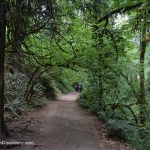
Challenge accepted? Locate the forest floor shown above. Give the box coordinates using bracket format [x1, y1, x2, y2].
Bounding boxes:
[4, 92, 131, 150]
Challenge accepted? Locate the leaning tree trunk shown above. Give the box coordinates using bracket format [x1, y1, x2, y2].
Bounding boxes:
[0, 0, 8, 138]
[139, 11, 148, 124]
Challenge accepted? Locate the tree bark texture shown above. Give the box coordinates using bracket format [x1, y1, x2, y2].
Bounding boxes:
[0, 0, 8, 138]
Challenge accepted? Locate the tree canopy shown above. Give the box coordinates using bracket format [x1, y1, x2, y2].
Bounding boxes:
[0, 0, 150, 149]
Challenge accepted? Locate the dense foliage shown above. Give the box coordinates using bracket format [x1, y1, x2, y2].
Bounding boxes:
[0, 0, 150, 149]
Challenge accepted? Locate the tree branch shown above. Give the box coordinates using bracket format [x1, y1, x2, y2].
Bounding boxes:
[98, 2, 143, 23]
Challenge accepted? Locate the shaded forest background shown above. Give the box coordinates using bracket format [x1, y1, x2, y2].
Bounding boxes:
[0, 0, 150, 149]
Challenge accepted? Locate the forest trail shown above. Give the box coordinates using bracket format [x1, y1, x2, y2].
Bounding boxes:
[7, 93, 129, 150]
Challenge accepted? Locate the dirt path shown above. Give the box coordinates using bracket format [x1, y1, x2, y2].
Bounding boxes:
[7, 92, 130, 150]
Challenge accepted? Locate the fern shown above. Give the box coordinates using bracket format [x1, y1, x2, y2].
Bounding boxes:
[33, 83, 46, 96]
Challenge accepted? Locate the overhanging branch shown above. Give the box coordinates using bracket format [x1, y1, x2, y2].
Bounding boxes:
[98, 2, 143, 23]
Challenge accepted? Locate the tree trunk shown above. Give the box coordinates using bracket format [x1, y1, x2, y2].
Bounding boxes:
[0, 0, 8, 138]
[24, 66, 40, 99]
[139, 11, 147, 124]
[11, 0, 23, 71]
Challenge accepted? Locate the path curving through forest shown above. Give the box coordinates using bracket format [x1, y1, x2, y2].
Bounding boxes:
[7, 92, 130, 150]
